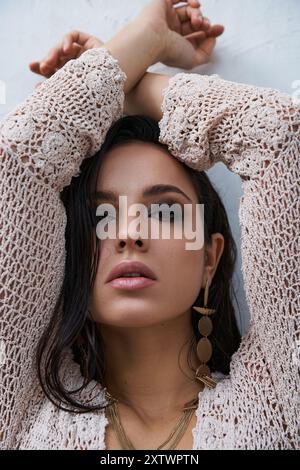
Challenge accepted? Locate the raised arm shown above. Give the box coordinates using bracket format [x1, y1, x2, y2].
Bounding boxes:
[125, 71, 300, 446]
[0, 0, 224, 449]
[0, 45, 129, 448]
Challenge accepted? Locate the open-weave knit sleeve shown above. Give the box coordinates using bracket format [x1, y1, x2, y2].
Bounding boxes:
[159, 73, 300, 448]
[0, 47, 126, 449]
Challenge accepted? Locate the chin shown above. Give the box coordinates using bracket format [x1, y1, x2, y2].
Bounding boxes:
[99, 317, 161, 329]
[95, 308, 166, 329]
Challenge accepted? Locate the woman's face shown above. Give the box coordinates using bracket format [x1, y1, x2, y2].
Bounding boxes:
[89, 141, 221, 328]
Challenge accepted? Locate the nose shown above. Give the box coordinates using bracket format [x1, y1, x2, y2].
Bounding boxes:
[115, 222, 149, 253]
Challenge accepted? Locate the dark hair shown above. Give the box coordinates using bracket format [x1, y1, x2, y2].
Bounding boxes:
[36, 115, 241, 412]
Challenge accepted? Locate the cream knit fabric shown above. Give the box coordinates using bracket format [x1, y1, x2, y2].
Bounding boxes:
[0, 47, 299, 450]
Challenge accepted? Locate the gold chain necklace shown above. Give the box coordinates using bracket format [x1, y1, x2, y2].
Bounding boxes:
[104, 389, 199, 450]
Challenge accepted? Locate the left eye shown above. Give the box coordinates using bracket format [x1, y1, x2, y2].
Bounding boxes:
[148, 204, 180, 222]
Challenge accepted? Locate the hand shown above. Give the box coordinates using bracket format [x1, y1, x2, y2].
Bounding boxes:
[29, 31, 104, 79]
[29, 1, 223, 81]
[137, 0, 224, 70]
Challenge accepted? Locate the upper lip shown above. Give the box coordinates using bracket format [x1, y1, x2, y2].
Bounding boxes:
[106, 260, 157, 283]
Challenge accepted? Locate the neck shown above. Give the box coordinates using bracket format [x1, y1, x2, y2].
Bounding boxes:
[99, 309, 202, 422]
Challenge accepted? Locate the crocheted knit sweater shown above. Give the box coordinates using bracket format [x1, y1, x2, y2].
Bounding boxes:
[0, 47, 299, 450]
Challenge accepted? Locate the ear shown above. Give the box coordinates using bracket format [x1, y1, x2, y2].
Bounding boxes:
[203, 233, 224, 285]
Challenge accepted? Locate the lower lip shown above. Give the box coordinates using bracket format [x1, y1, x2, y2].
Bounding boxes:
[107, 277, 157, 290]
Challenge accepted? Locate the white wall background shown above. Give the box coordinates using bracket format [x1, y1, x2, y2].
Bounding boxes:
[0, 0, 299, 334]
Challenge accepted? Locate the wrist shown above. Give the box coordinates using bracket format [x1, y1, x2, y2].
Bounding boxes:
[131, 19, 164, 65]
[104, 20, 163, 94]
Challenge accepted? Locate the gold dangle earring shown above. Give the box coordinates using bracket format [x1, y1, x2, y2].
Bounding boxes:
[192, 279, 217, 389]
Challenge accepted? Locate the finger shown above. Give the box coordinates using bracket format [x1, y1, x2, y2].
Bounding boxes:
[34, 41, 85, 77]
[188, 0, 201, 6]
[29, 61, 53, 78]
[180, 12, 210, 36]
[181, 19, 205, 36]
[201, 16, 212, 31]
[190, 7, 209, 29]
[35, 67, 55, 79]
[29, 61, 42, 75]
[70, 42, 84, 58]
[206, 24, 225, 38]
[40, 41, 78, 74]
[185, 22, 224, 40]
[41, 64, 56, 77]
[39, 44, 63, 75]
[41, 46, 61, 69]
[40, 61, 56, 76]
[176, 2, 214, 33]
[62, 30, 91, 53]
[195, 36, 217, 64]
[176, 4, 203, 23]
[184, 30, 207, 41]
[180, 6, 211, 34]
[58, 44, 82, 67]
[181, 20, 194, 37]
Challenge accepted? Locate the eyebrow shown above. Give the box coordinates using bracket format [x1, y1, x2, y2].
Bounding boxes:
[93, 184, 193, 203]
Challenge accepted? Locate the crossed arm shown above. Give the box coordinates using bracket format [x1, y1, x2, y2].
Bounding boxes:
[29, 1, 223, 103]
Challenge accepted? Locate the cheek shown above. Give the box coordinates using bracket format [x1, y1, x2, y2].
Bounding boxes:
[90, 239, 117, 299]
[158, 238, 204, 310]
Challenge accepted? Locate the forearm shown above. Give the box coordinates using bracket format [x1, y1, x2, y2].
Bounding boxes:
[0, 47, 128, 446]
[124, 72, 170, 120]
[104, 22, 163, 95]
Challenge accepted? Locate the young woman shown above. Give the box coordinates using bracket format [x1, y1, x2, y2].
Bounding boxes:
[0, 0, 298, 450]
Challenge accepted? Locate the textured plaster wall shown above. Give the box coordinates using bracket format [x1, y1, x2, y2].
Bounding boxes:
[0, 0, 299, 334]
